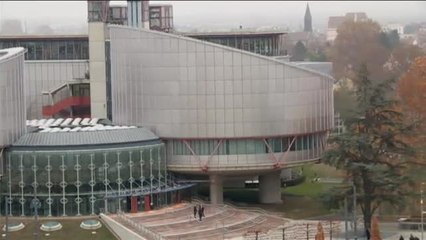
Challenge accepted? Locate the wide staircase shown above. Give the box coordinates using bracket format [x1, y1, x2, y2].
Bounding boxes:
[111, 201, 342, 240]
[112, 202, 288, 240]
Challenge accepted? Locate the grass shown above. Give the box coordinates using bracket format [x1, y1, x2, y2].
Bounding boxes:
[0, 217, 117, 240]
[282, 181, 340, 198]
[196, 163, 346, 219]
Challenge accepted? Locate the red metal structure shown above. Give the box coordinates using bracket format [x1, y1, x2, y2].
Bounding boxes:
[42, 96, 90, 118]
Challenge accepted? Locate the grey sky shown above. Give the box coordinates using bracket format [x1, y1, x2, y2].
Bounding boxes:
[1, 1, 425, 32]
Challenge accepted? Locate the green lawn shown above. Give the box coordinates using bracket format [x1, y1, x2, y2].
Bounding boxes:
[282, 181, 340, 198]
[0, 217, 117, 240]
[195, 164, 346, 219]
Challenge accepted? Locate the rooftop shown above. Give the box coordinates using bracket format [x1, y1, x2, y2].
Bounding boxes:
[0, 34, 88, 40]
[182, 31, 287, 38]
[0, 47, 26, 63]
[11, 118, 161, 150]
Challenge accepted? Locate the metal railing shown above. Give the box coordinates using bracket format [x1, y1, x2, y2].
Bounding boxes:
[117, 211, 165, 240]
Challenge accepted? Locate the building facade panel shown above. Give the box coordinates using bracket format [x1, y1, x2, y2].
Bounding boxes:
[110, 26, 334, 139]
[0, 47, 26, 147]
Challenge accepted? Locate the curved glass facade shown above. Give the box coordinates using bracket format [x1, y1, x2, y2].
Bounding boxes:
[1, 143, 186, 217]
[169, 134, 323, 155]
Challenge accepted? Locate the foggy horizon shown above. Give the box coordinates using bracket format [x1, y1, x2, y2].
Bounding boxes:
[0, 1, 425, 34]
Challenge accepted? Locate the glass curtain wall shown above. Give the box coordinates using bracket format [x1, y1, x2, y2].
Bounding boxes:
[1, 144, 170, 217]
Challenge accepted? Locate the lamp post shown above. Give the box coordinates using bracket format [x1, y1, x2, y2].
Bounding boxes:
[421, 182, 424, 240]
[352, 181, 357, 240]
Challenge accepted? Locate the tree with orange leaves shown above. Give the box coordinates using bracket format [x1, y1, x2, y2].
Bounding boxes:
[315, 222, 325, 240]
[371, 216, 382, 240]
[398, 56, 426, 166]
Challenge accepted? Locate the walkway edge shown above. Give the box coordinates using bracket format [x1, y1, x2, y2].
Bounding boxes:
[100, 214, 146, 240]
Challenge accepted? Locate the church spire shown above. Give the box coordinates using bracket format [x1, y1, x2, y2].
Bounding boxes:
[304, 2, 312, 32]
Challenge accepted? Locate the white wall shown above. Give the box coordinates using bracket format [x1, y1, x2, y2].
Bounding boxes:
[0, 48, 26, 146]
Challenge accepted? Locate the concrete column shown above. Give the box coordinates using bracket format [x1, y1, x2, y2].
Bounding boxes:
[89, 22, 107, 119]
[259, 171, 282, 204]
[280, 168, 292, 180]
[209, 175, 223, 204]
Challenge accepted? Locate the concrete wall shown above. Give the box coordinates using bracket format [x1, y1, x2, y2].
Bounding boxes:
[100, 214, 145, 240]
[24, 60, 88, 119]
[0, 47, 26, 146]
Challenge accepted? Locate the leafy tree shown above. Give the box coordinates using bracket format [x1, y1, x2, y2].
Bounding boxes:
[329, 20, 390, 83]
[371, 216, 382, 240]
[307, 50, 328, 62]
[379, 30, 400, 50]
[397, 56, 426, 166]
[334, 78, 356, 122]
[291, 40, 307, 61]
[403, 23, 421, 35]
[323, 64, 415, 230]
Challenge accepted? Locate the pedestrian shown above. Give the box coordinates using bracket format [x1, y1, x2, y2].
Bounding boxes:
[399, 235, 404, 240]
[201, 205, 205, 218]
[198, 205, 203, 221]
[409, 234, 415, 240]
[365, 228, 370, 240]
[193, 205, 197, 218]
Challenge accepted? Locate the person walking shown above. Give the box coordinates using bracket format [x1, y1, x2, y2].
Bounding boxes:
[365, 228, 371, 240]
[193, 205, 197, 218]
[198, 205, 203, 221]
[201, 205, 205, 218]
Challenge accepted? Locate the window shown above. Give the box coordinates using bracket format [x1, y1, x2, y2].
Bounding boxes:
[66, 41, 74, 59]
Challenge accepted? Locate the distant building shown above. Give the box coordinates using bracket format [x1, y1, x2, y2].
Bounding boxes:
[108, 4, 128, 25]
[383, 23, 404, 35]
[149, 4, 174, 32]
[327, 12, 368, 42]
[183, 31, 287, 56]
[127, 0, 150, 28]
[417, 24, 426, 50]
[304, 3, 312, 32]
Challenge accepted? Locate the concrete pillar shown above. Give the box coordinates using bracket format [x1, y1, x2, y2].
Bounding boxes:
[259, 171, 282, 204]
[280, 168, 292, 180]
[89, 22, 107, 119]
[209, 175, 223, 204]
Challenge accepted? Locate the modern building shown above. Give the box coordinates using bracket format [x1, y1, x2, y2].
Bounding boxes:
[2, 118, 191, 216]
[109, 25, 334, 204]
[0, 0, 335, 214]
[326, 12, 368, 42]
[183, 31, 287, 56]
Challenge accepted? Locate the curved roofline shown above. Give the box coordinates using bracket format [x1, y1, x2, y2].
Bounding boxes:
[25, 60, 89, 64]
[8, 139, 163, 152]
[0, 47, 26, 64]
[108, 25, 335, 83]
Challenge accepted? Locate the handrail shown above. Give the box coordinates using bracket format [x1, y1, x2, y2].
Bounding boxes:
[117, 211, 165, 240]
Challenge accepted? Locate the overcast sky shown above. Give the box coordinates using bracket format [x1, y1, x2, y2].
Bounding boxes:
[1, 1, 425, 32]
